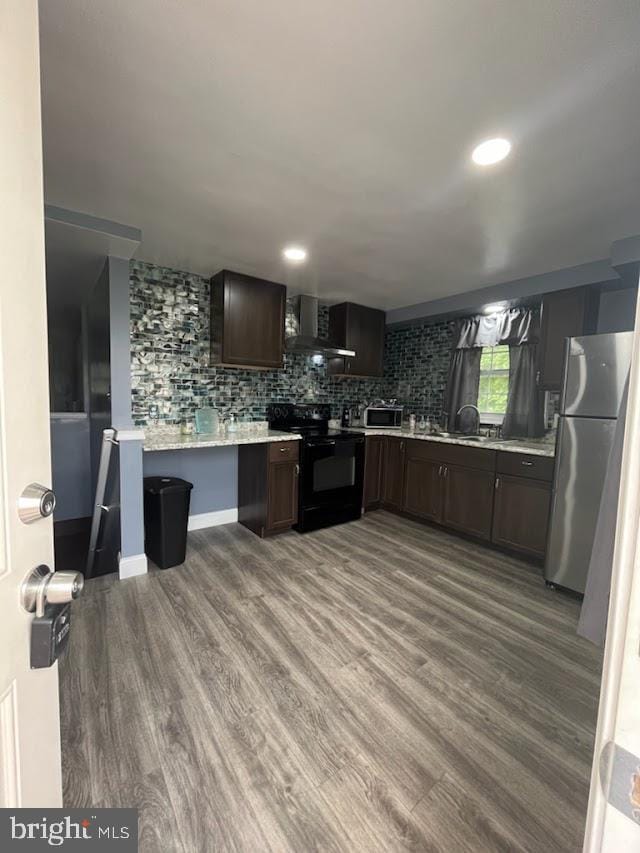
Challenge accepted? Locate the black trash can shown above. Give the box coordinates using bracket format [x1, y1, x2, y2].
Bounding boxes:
[143, 477, 193, 569]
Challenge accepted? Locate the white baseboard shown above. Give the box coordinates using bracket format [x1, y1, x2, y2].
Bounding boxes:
[188, 508, 238, 531]
[119, 552, 148, 579]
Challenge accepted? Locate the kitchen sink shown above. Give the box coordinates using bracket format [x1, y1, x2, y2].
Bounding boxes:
[429, 432, 495, 443]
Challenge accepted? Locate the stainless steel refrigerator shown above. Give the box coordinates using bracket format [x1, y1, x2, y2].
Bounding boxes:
[545, 331, 633, 593]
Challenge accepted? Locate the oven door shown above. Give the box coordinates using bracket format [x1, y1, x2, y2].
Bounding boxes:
[300, 436, 365, 510]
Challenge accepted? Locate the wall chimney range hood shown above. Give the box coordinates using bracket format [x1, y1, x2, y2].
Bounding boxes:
[285, 295, 355, 357]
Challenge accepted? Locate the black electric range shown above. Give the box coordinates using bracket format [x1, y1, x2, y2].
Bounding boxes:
[267, 404, 365, 532]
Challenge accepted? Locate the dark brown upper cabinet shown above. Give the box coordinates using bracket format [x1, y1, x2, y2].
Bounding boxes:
[538, 285, 598, 391]
[210, 270, 286, 369]
[327, 302, 385, 377]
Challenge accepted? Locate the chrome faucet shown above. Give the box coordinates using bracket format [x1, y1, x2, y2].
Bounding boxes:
[456, 404, 480, 435]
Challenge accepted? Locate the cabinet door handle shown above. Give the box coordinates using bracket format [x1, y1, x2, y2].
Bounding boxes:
[443, 466, 448, 478]
[438, 465, 443, 477]
[279, 446, 288, 452]
[521, 460, 533, 467]
[295, 464, 300, 476]
[535, 370, 541, 386]
[400, 441, 404, 451]
[495, 477, 501, 489]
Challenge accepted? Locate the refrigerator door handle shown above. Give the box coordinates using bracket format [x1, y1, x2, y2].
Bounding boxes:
[559, 336, 571, 414]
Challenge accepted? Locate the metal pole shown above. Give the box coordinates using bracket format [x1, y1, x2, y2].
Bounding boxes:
[85, 428, 118, 578]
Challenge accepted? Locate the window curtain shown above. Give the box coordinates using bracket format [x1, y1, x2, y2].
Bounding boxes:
[446, 306, 544, 437]
[454, 307, 540, 349]
[446, 348, 482, 432]
[501, 343, 545, 438]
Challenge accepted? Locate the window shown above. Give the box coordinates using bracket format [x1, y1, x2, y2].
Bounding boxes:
[478, 345, 510, 423]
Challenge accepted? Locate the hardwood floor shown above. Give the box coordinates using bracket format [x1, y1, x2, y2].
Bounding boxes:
[59, 511, 602, 852]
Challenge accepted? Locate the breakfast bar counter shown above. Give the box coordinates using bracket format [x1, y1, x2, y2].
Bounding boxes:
[143, 428, 302, 452]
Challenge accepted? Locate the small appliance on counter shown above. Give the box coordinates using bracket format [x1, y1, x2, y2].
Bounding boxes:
[267, 403, 365, 533]
[363, 401, 404, 429]
[349, 403, 365, 427]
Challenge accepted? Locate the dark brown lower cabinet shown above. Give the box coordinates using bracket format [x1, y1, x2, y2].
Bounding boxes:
[363, 436, 384, 509]
[403, 455, 443, 522]
[238, 441, 299, 537]
[492, 474, 551, 558]
[382, 437, 406, 509]
[374, 437, 554, 559]
[441, 464, 495, 541]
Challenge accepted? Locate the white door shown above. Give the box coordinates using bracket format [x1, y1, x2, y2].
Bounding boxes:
[0, 0, 63, 806]
[583, 273, 640, 851]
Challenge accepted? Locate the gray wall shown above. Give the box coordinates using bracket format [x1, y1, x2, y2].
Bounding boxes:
[119, 439, 145, 557]
[597, 286, 638, 333]
[385, 258, 617, 325]
[108, 256, 134, 429]
[107, 256, 145, 560]
[82, 256, 145, 562]
[142, 446, 237, 515]
[50, 415, 92, 520]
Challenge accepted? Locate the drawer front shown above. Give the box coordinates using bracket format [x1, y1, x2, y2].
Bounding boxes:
[496, 451, 554, 482]
[405, 438, 496, 472]
[268, 441, 300, 463]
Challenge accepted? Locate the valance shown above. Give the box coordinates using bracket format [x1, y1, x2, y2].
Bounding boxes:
[453, 307, 540, 349]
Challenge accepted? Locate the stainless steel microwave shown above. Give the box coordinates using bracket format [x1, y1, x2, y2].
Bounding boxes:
[363, 406, 403, 428]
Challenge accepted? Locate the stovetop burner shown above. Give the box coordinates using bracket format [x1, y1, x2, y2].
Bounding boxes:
[277, 425, 363, 440]
[267, 403, 363, 442]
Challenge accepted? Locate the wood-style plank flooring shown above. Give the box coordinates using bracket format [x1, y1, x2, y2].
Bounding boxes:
[60, 511, 602, 852]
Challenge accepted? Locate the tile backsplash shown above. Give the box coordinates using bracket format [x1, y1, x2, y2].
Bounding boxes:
[130, 260, 454, 426]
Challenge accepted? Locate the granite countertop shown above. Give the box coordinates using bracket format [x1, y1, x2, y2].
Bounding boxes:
[144, 428, 301, 452]
[351, 428, 556, 458]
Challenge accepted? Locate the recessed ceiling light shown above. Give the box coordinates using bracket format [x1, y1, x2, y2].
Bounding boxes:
[472, 138, 511, 166]
[283, 246, 307, 262]
[483, 302, 506, 314]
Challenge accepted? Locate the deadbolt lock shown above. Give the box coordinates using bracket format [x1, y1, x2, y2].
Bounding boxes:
[18, 483, 56, 524]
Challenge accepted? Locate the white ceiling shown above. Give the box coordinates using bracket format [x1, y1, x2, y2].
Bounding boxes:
[38, 0, 640, 310]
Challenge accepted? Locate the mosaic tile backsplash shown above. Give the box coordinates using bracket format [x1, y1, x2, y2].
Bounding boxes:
[130, 260, 455, 427]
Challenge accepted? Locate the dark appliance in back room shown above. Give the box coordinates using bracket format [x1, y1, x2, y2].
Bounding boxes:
[267, 403, 365, 532]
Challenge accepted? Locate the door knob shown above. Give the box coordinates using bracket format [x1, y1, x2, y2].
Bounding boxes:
[18, 483, 56, 523]
[21, 565, 84, 618]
